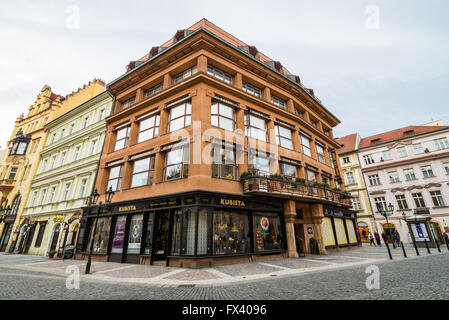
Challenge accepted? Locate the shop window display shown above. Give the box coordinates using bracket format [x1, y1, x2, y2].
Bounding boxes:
[170, 208, 196, 255]
[111, 216, 126, 253]
[253, 213, 283, 252]
[213, 210, 249, 254]
[127, 214, 143, 254]
[86, 217, 112, 254]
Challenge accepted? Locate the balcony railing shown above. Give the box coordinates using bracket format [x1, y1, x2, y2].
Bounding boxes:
[240, 172, 352, 207]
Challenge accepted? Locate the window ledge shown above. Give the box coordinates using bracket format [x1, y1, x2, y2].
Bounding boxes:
[423, 176, 436, 179]
[432, 206, 449, 209]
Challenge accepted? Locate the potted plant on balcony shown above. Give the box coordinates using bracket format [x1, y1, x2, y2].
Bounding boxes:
[268, 174, 282, 192]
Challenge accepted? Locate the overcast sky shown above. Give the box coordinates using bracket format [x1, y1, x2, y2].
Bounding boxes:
[1, 0, 448, 147]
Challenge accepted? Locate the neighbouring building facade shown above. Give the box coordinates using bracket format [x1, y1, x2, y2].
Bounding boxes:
[75, 19, 356, 268]
[0, 80, 105, 254]
[21, 91, 113, 257]
[358, 125, 449, 245]
[337, 133, 375, 242]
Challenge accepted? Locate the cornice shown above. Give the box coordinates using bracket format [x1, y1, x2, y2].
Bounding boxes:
[107, 29, 340, 126]
[361, 150, 449, 173]
[107, 72, 340, 148]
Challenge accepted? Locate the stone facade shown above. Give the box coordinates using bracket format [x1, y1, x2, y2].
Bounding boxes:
[358, 125, 449, 244]
[20, 91, 113, 257]
[75, 19, 357, 268]
[336, 133, 376, 241]
[0, 80, 105, 253]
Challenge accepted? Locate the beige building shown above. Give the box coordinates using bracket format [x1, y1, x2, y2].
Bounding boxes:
[337, 133, 376, 242]
[0, 80, 105, 253]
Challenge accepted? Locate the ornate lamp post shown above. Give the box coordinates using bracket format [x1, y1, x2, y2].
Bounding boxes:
[378, 202, 396, 248]
[85, 187, 114, 274]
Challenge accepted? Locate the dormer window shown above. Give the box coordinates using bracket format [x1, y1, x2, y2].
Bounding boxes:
[370, 138, 381, 144]
[9, 130, 30, 156]
[403, 130, 415, 137]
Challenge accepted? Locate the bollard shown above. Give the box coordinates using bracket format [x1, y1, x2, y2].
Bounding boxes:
[401, 241, 407, 258]
[413, 240, 420, 256]
[384, 240, 393, 260]
[424, 239, 431, 254]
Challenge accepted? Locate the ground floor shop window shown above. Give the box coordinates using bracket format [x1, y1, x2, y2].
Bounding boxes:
[87, 217, 112, 254]
[111, 216, 126, 254]
[127, 214, 143, 254]
[170, 208, 196, 255]
[253, 212, 283, 252]
[213, 210, 249, 255]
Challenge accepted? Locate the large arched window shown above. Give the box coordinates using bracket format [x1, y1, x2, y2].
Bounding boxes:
[10, 194, 22, 215]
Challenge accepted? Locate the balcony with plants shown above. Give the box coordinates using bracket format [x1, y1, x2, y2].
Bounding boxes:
[240, 170, 352, 207]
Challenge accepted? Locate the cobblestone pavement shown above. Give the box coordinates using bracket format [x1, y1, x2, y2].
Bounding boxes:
[1, 245, 449, 299]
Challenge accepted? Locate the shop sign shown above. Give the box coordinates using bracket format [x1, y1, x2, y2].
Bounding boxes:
[53, 216, 64, 222]
[307, 227, 313, 234]
[119, 205, 137, 212]
[220, 198, 245, 207]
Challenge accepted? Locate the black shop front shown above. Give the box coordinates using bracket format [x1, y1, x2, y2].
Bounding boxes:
[75, 191, 287, 268]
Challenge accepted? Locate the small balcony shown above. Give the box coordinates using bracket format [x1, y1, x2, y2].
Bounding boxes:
[0, 179, 16, 192]
[240, 171, 352, 207]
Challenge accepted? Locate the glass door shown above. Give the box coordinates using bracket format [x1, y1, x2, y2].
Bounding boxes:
[152, 211, 169, 261]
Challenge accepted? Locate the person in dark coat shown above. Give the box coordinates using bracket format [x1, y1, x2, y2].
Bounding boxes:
[443, 232, 449, 245]
[374, 231, 381, 246]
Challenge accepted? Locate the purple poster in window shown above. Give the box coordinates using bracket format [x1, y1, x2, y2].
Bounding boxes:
[112, 218, 126, 250]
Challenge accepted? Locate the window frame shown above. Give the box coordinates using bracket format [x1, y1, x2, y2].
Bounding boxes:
[107, 165, 123, 192]
[114, 126, 131, 151]
[275, 124, 294, 150]
[163, 143, 190, 182]
[412, 193, 426, 208]
[167, 101, 192, 133]
[131, 155, 156, 188]
[242, 81, 262, 98]
[211, 100, 236, 132]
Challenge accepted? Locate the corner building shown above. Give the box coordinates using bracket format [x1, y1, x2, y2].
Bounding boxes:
[76, 19, 356, 268]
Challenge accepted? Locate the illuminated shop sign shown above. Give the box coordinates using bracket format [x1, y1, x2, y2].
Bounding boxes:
[118, 205, 137, 212]
[220, 199, 246, 207]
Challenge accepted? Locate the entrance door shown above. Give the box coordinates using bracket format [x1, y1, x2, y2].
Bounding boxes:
[358, 226, 370, 242]
[430, 222, 443, 245]
[0, 224, 13, 252]
[382, 223, 396, 243]
[24, 225, 36, 254]
[49, 225, 61, 253]
[152, 210, 170, 262]
[294, 224, 304, 256]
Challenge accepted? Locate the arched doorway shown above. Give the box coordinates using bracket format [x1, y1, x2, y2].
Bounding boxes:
[357, 222, 370, 242]
[66, 220, 80, 247]
[382, 223, 396, 243]
[48, 223, 62, 256]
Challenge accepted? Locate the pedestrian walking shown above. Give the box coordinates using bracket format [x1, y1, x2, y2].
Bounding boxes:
[368, 232, 376, 246]
[444, 232, 449, 245]
[374, 231, 381, 246]
[381, 232, 387, 244]
[395, 231, 401, 247]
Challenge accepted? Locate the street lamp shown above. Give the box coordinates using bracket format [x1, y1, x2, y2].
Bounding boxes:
[85, 187, 115, 274]
[378, 202, 396, 248]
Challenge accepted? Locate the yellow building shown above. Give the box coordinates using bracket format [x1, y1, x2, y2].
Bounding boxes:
[0, 80, 105, 253]
[336, 133, 376, 242]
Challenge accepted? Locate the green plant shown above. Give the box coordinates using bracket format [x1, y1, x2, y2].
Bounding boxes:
[295, 177, 306, 183]
[48, 250, 57, 258]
